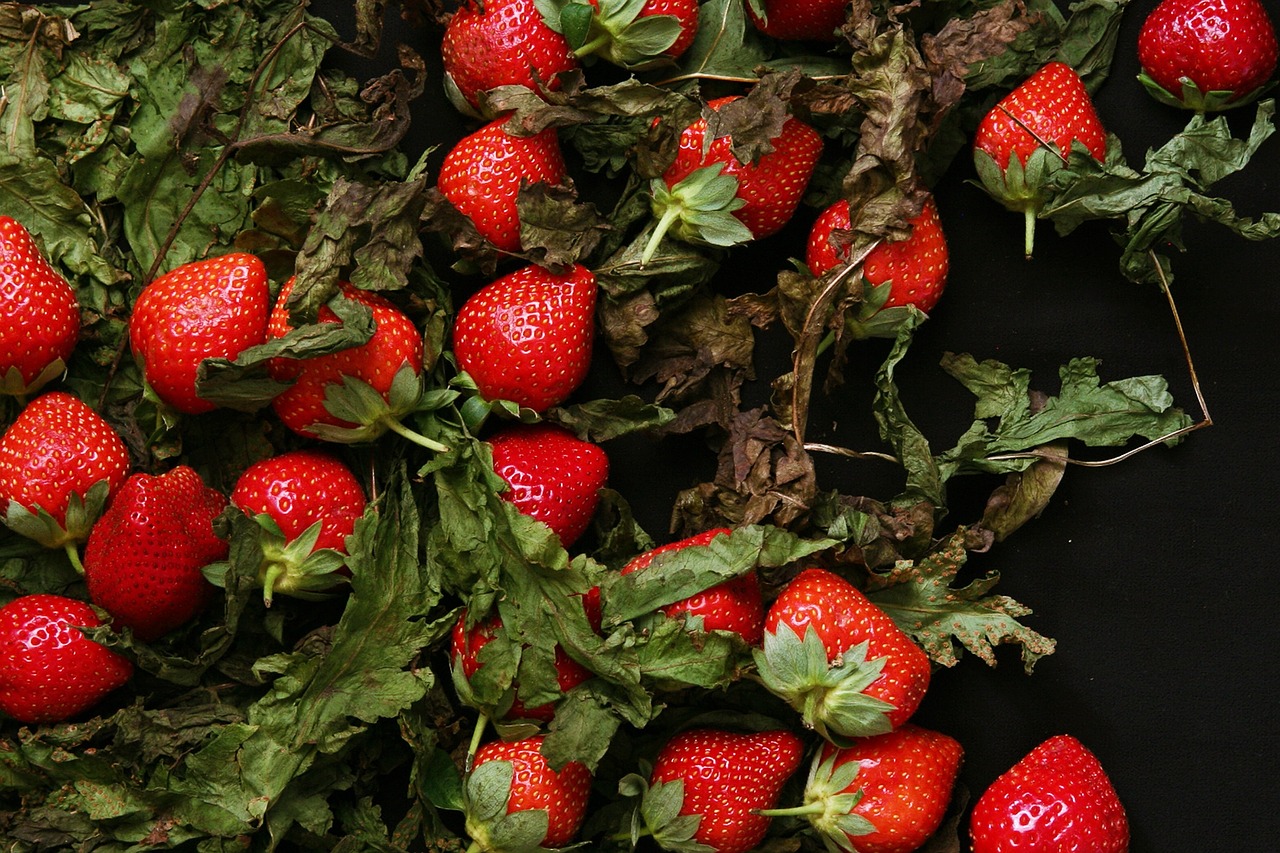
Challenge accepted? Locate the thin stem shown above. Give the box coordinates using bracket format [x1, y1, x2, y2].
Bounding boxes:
[573, 33, 611, 58]
[383, 416, 451, 453]
[64, 542, 85, 575]
[755, 801, 828, 818]
[465, 713, 490, 773]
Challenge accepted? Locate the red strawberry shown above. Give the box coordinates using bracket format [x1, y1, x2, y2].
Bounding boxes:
[441, 0, 580, 116]
[0, 391, 130, 551]
[972, 62, 1108, 258]
[1138, 0, 1278, 111]
[465, 735, 593, 849]
[486, 422, 608, 548]
[437, 119, 568, 254]
[806, 195, 950, 323]
[754, 567, 931, 743]
[0, 217, 81, 398]
[0, 593, 133, 724]
[746, 0, 848, 41]
[546, 0, 701, 68]
[129, 252, 270, 415]
[452, 262, 597, 414]
[229, 449, 367, 605]
[82, 466, 228, 642]
[643, 727, 805, 853]
[969, 734, 1129, 853]
[642, 95, 824, 265]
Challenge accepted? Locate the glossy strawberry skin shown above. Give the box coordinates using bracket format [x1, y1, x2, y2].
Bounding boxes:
[806, 196, 950, 315]
[746, 0, 848, 41]
[230, 449, 366, 554]
[486, 422, 608, 548]
[82, 466, 229, 642]
[470, 735, 593, 847]
[437, 120, 567, 254]
[0, 593, 133, 724]
[973, 62, 1107, 172]
[0, 216, 81, 397]
[129, 253, 270, 415]
[452, 263, 597, 413]
[969, 734, 1129, 853]
[649, 727, 806, 853]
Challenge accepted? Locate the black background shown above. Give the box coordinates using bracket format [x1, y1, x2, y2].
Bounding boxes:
[323, 1, 1279, 850]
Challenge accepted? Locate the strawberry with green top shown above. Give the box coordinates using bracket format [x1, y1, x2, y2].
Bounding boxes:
[535, 0, 700, 69]
[746, 0, 848, 42]
[0, 216, 80, 399]
[464, 734, 593, 851]
[972, 61, 1108, 258]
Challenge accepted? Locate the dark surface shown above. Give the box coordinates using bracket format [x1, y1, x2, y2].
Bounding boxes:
[328, 2, 1280, 850]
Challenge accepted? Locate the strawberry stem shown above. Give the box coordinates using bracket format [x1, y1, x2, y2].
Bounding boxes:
[754, 801, 828, 818]
[1024, 206, 1037, 259]
[640, 204, 684, 268]
[465, 713, 490, 773]
[261, 562, 286, 608]
[573, 33, 610, 58]
[65, 542, 85, 575]
[382, 416, 450, 453]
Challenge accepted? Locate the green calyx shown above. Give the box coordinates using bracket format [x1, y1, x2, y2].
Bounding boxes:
[0, 359, 68, 400]
[640, 165, 754, 267]
[621, 775, 714, 853]
[308, 362, 449, 452]
[462, 758, 553, 853]
[1137, 71, 1277, 114]
[756, 748, 876, 849]
[535, 0, 683, 69]
[3, 479, 113, 552]
[204, 514, 349, 607]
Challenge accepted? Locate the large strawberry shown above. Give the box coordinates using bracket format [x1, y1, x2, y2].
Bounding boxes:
[754, 567, 931, 743]
[437, 119, 568, 254]
[129, 252, 270, 415]
[746, 0, 849, 41]
[0, 216, 81, 399]
[536, 0, 700, 69]
[1137, 0, 1278, 111]
[441, 0, 580, 116]
[465, 735, 593, 850]
[641, 95, 824, 265]
[486, 422, 609, 548]
[229, 449, 367, 605]
[0, 593, 133, 724]
[0, 391, 130, 553]
[640, 727, 805, 853]
[453, 262, 597, 414]
[969, 734, 1129, 853]
[972, 61, 1108, 258]
[82, 466, 228, 642]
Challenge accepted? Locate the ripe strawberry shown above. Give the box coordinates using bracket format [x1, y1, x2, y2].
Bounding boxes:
[643, 727, 805, 853]
[754, 567, 931, 743]
[486, 422, 608, 548]
[465, 735, 593, 849]
[442, 0, 580, 116]
[229, 449, 367, 605]
[746, 0, 849, 41]
[129, 252, 270, 415]
[541, 0, 701, 69]
[969, 734, 1129, 853]
[437, 119, 568, 254]
[1138, 0, 1279, 111]
[0, 593, 133, 724]
[972, 62, 1108, 258]
[0, 217, 81, 398]
[0, 391, 130, 551]
[453, 262, 596, 414]
[82, 466, 228, 642]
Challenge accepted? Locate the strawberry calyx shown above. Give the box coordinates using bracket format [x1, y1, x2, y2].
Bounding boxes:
[971, 144, 1063, 260]
[204, 514, 349, 607]
[0, 359, 69, 400]
[641, 165, 754, 267]
[3, 479, 114, 552]
[754, 748, 876, 844]
[536, 0, 684, 69]
[618, 773, 715, 853]
[306, 362, 449, 451]
[1136, 70, 1276, 113]
[462, 758, 554, 853]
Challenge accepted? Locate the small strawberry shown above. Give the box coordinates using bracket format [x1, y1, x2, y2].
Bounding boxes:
[640, 727, 805, 853]
[537, 0, 700, 69]
[82, 466, 228, 642]
[969, 734, 1129, 853]
[0, 593, 133, 724]
[1138, 0, 1278, 111]
[0, 391, 130, 553]
[746, 0, 849, 41]
[465, 734, 593, 850]
[486, 422, 609, 548]
[437, 119, 568, 254]
[0, 216, 80, 398]
[453, 262, 597, 414]
[129, 252, 270, 415]
[442, 0, 580, 116]
[642, 94, 823, 265]
[972, 61, 1108, 258]
[229, 449, 367, 605]
[754, 567, 931, 744]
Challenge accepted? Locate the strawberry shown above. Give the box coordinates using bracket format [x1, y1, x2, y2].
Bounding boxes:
[969, 734, 1129, 853]
[465, 734, 593, 850]
[972, 61, 1108, 258]
[437, 119, 568, 255]
[0, 216, 81, 399]
[229, 449, 367, 605]
[129, 252, 270, 415]
[0, 593, 133, 724]
[452, 262, 597, 414]
[0, 391, 130, 552]
[82, 465, 228, 642]
[442, 0, 580, 116]
[642, 727, 805, 853]
[486, 422, 609, 548]
[537, 0, 701, 69]
[746, 0, 849, 41]
[1137, 0, 1279, 111]
[754, 567, 931, 743]
[642, 95, 824, 265]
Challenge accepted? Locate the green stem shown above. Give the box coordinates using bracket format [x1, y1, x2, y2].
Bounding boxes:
[64, 542, 85, 575]
[261, 561, 286, 608]
[573, 32, 611, 58]
[609, 826, 654, 842]
[383, 416, 450, 453]
[815, 330, 836, 360]
[640, 203, 684, 268]
[755, 801, 828, 818]
[1023, 205, 1037, 260]
[465, 713, 490, 773]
